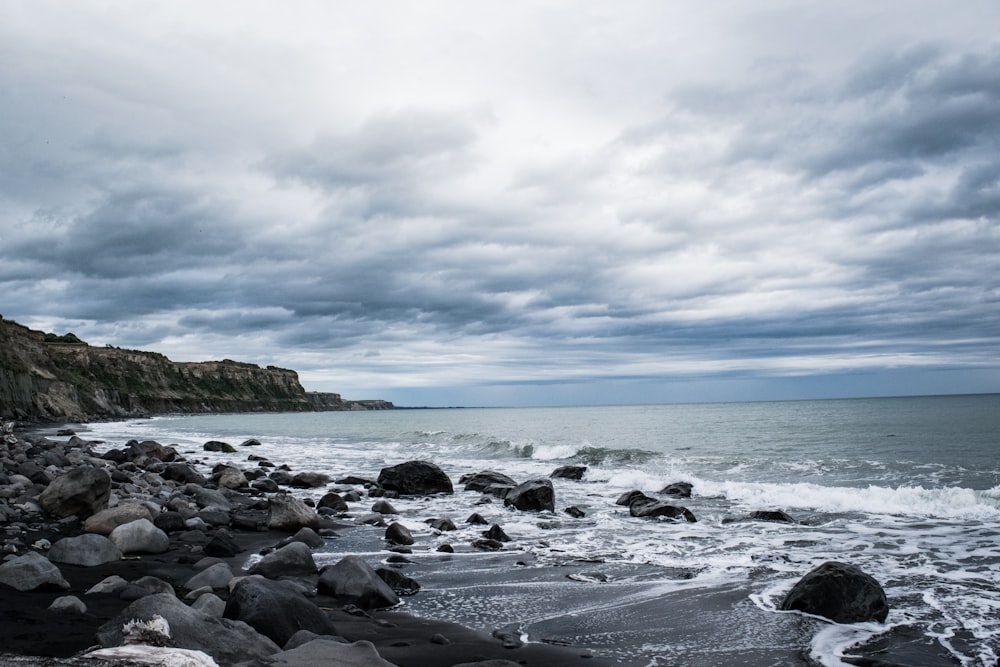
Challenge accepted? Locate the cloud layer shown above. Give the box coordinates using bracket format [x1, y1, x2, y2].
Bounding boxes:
[2, 1, 998, 405]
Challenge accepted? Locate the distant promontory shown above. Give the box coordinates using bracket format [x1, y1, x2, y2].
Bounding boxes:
[0, 315, 392, 421]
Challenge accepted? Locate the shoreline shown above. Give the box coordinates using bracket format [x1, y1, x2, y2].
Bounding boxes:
[0, 421, 611, 666]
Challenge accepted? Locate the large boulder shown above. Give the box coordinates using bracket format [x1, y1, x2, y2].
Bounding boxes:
[183, 562, 234, 591]
[217, 467, 249, 490]
[247, 541, 318, 578]
[550, 465, 587, 480]
[0, 551, 70, 591]
[660, 481, 693, 498]
[109, 518, 170, 554]
[268, 493, 320, 532]
[318, 555, 400, 610]
[49, 533, 122, 566]
[504, 479, 555, 512]
[377, 460, 453, 496]
[224, 576, 336, 647]
[628, 498, 697, 522]
[97, 593, 280, 665]
[84, 503, 154, 535]
[163, 463, 208, 485]
[460, 470, 517, 493]
[780, 561, 889, 623]
[38, 466, 111, 518]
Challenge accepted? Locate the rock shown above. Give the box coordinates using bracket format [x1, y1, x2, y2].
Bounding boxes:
[0, 551, 70, 591]
[426, 517, 456, 531]
[252, 478, 281, 493]
[466, 513, 489, 525]
[97, 593, 280, 664]
[128, 439, 178, 462]
[371, 499, 399, 515]
[84, 503, 154, 535]
[317, 492, 349, 512]
[48, 595, 87, 614]
[131, 575, 176, 597]
[48, 533, 122, 566]
[780, 561, 889, 623]
[564, 506, 586, 518]
[472, 539, 505, 551]
[248, 541, 318, 578]
[504, 479, 555, 512]
[218, 467, 248, 490]
[385, 522, 415, 546]
[204, 440, 237, 453]
[437, 544, 454, 553]
[86, 575, 128, 595]
[749, 509, 796, 523]
[484, 524, 511, 542]
[279, 527, 325, 549]
[550, 465, 587, 480]
[188, 486, 234, 512]
[192, 592, 227, 618]
[240, 439, 262, 447]
[264, 638, 397, 667]
[377, 460, 453, 496]
[628, 498, 697, 522]
[163, 463, 209, 485]
[460, 470, 517, 493]
[318, 555, 400, 610]
[492, 627, 524, 649]
[616, 489, 652, 506]
[660, 481, 693, 498]
[154, 511, 189, 533]
[110, 518, 170, 554]
[184, 562, 234, 590]
[205, 532, 242, 558]
[268, 493, 320, 531]
[376, 568, 421, 596]
[38, 466, 111, 518]
[224, 576, 336, 647]
[289, 472, 330, 488]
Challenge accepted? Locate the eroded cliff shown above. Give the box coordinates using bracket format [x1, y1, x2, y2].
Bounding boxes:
[0, 316, 392, 420]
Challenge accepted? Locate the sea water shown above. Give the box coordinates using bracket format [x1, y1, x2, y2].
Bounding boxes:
[82, 394, 1000, 666]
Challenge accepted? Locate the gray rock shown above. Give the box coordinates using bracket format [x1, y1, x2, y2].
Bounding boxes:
[0, 551, 70, 591]
[384, 522, 414, 546]
[504, 479, 555, 512]
[188, 486, 233, 512]
[371, 500, 399, 515]
[460, 470, 517, 493]
[248, 541, 318, 578]
[163, 463, 208, 485]
[184, 562, 235, 590]
[191, 592, 227, 618]
[780, 561, 889, 623]
[268, 493, 319, 532]
[109, 518, 170, 554]
[264, 638, 397, 667]
[317, 492, 348, 512]
[48, 533, 122, 566]
[377, 460, 453, 496]
[38, 466, 111, 518]
[204, 440, 237, 453]
[97, 593, 280, 664]
[660, 481, 693, 498]
[224, 576, 336, 647]
[289, 472, 330, 488]
[749, 509, 796, 523]
[318, 556, 400, 610]
[83, 503, 154, 535]
[130, 575, 176, 597]
[218, 467, 248, 490]
[85, 574, 128, 595]
[628, 498, 697, 522]
[278, 527, 325, 549]
[550, 465, 587, 480]
[48, 595, 87, 614]
[375, 568, 420, 596]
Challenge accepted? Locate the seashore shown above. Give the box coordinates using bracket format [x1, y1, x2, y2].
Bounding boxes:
[0, 422, 611, 667]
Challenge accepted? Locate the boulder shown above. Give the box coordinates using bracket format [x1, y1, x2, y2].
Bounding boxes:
[376, 568, 421, 596]
[460, 470, 517, 493]
[289, 472, 330, 488]
[184, 562, 235, 591]
[83, 645, 219, 666]
[154, 511, 189, 533]
[278, 527, 325, 549]
[187, 486, 234, 512]
[48, 595, 87, 614]
[550, 465, 587, 480]
[110, 518, 170, 554]
[48, 533, 122, 566]
[318, 556, 400, 610]
[385, 522, 415, 546]
[240, 439, 262, 447]
[484, 524, 511, 542]
[504, 479, 555, 512]
[268, 494, 320, 531]
[426, 517, 456, 532]
[204, 440, 237, 453]
[616, 489, 653, 507]
[660, 482, 693, 498]
[264, 639, 397, 667]
[84, 503, 154, 535]
[127, 440, 177, 462]
[628, 498, 697, 522]
[565, 506, 586, 518]
[371, 499, 399, 515]
[38, 466, 111, 518]
[749, 509, 796, 523]
[218, 467, 249, 490]
[224, 576, 336, 647]
[163, 463, 208, 485]
[0, 551, 70, 591]
[248, 541, 318, 578]
[97, 592, 280, 664]
[780, 561, 889, 623]
[205, 532, 242, 558]
[377, 460, 453, 496]
[317, 492, 349, 512]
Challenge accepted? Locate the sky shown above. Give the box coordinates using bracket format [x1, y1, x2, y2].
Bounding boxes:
[1, 1, 999, 407]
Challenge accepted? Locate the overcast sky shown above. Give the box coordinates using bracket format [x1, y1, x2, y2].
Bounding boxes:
[2, 2, 999, 406]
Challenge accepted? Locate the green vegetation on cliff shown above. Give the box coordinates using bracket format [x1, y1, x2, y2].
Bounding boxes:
[0, 315, 393, 420]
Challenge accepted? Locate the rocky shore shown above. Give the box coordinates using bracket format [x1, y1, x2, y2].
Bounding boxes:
[0, 421, 613, 667]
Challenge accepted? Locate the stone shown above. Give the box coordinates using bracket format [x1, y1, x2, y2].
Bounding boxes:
[376, 567, 421, 596]
[252, 478, 281, 493]
[224, 576, 336, 647]
[749, 509, 796, 523]
[0, 551, 70, 591]
[317, 492, 349, 512]
[377, 460, 453, 496]
[38, 466, 111, 518]
[218, 467, 248, 490]
[385, 522, 414, 546]
[289, 472, 330, 488]
[780, 561, 889, 623]
[371, 499, 399, 515]
[318, 556, 400, 610]
[484, 524, 511, 542]
[616, 489, 652, 506]
[192, 592, 227, 618]
[84, 503, 154, 535]
[466, 513, 489, 525]
[660, 481, 693, 498]
[564, 506, 586, 518]
[154, 511, 189, 533]
[131, 575, 176, 597]
[550, 465, 587, 480]
[460, 470, 517, 493]
[240, 439, 262, 447]
[203, 440, 237, 453]
[268, 493, 320, 531]
[472, 539, 505, 551]
[248, 541, 318, 578]
[128, 440, 177, 462]
[163, 463, 208, 485]
[504, 479, 555, 512]
[48, 533, 122, 566]
[264, 639, 397, 667]
[83, 645, 221, 666]
[97, 593, 280, 665]
[205, 532, 242, 558]
[110, 518, 170, 554]
[184, 562, 235, 590]
[48, 595, 87, 614]
[188, 486, 233, 512]
[426, 517, 456, 531]
[279, 527, 326, 549]
[628, 499, 697, 522]
[86, 575, 128, 595]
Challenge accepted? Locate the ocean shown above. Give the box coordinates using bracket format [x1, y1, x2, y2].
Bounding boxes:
[81, 394, 1000, 666]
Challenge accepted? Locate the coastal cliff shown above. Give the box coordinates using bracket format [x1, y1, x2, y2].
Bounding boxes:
[0, 315, 392, 420]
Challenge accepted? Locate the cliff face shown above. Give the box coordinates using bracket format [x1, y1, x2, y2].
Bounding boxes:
[0, 316, 392, 420]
